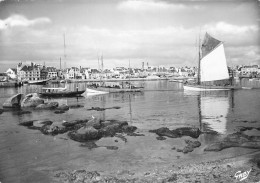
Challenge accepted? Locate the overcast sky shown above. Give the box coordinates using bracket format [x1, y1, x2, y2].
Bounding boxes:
[0, 0, 259, 72]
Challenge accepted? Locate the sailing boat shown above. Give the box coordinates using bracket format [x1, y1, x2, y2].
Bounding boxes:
[183, 33, 235, 91]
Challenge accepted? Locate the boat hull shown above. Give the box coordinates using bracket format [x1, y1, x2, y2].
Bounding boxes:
[169, 79, 184, 83]
[39, 90, 85, 97]
[28, 79, 50, 85]
[183, 85, 233, 91]
[87, 87, 142, 93]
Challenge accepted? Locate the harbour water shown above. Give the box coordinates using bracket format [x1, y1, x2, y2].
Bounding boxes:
[0, 80, 260, 182]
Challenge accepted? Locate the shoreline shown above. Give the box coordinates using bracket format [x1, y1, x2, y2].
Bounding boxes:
[52, 149, 260, 183]
[52, 77, 169, 83]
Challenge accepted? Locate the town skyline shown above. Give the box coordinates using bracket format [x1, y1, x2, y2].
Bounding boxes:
[0, 0, 259, 72]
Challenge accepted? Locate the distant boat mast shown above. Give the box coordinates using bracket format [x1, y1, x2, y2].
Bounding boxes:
[197, 34, 201, 85]
[63, 33, 67, 69]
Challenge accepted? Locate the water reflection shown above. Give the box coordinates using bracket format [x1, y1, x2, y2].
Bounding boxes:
[200, 95, 229, 134]
[184, 90, 234, 135]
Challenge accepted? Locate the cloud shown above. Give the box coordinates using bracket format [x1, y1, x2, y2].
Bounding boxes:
[117, 0, 189, 11]
[203, 21, 258, 35]
[201, 21, 259, 47]
[0, 14, 51, 30]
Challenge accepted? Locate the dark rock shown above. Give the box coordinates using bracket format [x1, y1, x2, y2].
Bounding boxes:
[21, 93, 44, 108]
[0, 108, 3, 114]
[122, 125, 137, 133]
[62, 119, 85, 127]
[56, 104, 69, 111]
[239, 126, 254, 132]
[172, 147, 176, 150]
[3, 93, 23, 108]
[35, 102, 59, 110]
[176, 149, 183, 152]
[54, 110, 65, 114]
[101, 121, 113, 127]
[68, 126, 102, 142]
[88, 107, 106, 111]
[239, 126, 260, 132]
[115, 120, 128, 128]
[69, 104, 84, 109]
[172, 127, 201, 138]
[227, 165, 231, 168]
[149, 127, 201, 139]
[149, 127, 179, 138]
[204, 132, 260, 152]
[106, 146, 118, 150]
[80, 141, 99, 149]
[19, 120, 35, 127]
[127, 132, 145, 136]
[156, 136, 166, 140]
[100, 123, 121, 137]
[182, 145, 194, 154]
[41, 122, 67, 135]
[185, 140, 201, 148]
[85, 117, 101, 129]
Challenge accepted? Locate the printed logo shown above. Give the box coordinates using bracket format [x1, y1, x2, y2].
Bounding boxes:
[234, 169, 252, 181]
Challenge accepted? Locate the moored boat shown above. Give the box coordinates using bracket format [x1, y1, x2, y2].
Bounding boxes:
[28, 79, 50, 85]
[169, 79, 184, 83]
[39, 87, 85, 97]
[87, 82, 143, 93]
[184, 33, 236, 91]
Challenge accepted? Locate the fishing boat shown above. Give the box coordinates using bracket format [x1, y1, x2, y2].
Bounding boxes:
[28, 79, 50, 85]
[183, 33, 235, 91]
[86, 57, 143, 93]
[39, 86, 85, 97]
[87, 82, 143, 93]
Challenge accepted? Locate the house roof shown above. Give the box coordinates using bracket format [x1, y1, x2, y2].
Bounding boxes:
[20, 65, 40, 72]
[11, 68, 17, 73]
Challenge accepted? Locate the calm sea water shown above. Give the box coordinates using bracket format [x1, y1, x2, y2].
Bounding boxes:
[0, 80, 259, 182]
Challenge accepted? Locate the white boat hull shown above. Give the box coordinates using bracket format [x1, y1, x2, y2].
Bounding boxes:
[183, 85, 231, 91]
[85, 88, 109, 96]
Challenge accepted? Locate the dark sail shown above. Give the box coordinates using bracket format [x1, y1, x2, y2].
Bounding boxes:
[201, 33, 221, 59]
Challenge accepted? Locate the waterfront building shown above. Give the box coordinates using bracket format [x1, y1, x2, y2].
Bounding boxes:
[241, 65, 259, 74]
[178, 68, 189, 77]
[17, 62, 41, 81]
[65, 67, 80, 79]
[5, 68, 17, 79]
[46, 67, 58, 79]
[79, 68, 90, 79]
[89, 69, 101, 79]
[56, 69, 64, 79]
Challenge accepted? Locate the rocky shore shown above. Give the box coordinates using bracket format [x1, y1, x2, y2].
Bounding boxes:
[51, 150, 260, 183]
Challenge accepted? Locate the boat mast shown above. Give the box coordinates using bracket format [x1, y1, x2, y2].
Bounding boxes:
[129, 59, 131, 88]
[100, 53, 104, 86]
[63, 33, 67, 70]
[197, 34, 201, 85]
[60, 57, 61, 70]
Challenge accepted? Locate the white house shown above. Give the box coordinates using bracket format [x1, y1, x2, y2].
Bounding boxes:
[5, 68, 17, 79]
[65, 67, 80, 79]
